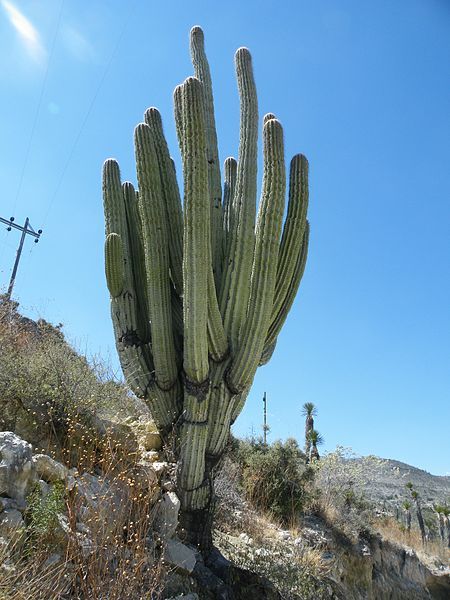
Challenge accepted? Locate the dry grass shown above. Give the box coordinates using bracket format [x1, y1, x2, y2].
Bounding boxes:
[1, 413, 168, 599]
[0, 428, 166, 600]
[375, 517, 450, 568]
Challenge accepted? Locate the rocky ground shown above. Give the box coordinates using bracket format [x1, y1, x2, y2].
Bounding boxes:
[215, 500, 450, 600]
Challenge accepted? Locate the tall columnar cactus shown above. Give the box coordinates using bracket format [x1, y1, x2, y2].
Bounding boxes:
[102, 26, 309, 549]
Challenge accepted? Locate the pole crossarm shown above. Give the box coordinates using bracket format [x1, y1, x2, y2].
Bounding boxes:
[0, 216, 42, 239]
[1, 216, 43, 299]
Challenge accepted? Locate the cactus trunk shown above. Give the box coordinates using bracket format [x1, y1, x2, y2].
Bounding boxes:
[102, 27, 310, 552]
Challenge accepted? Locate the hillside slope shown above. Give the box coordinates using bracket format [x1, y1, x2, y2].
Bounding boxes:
[335, 455, 450, 508]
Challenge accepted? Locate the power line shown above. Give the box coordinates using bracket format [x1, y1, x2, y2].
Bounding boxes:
[40, 1, 137, 229]
[11, 0, 65, 216]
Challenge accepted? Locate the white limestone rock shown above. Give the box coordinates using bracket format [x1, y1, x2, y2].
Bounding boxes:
[0, 432, 36, 501]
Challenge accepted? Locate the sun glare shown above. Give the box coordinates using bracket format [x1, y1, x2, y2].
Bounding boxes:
[1, 0, 45, 62]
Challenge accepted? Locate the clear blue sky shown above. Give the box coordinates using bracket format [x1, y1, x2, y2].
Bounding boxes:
[1, 1, 449, 474]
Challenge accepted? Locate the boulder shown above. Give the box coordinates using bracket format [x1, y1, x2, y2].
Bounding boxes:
[33, 453, 69, 483]
[0, 508, 25, 543]
[154, 491, 180, 539]
[0, 432, 36, 501]
[75, 472, 129, 535]
[164, 538, 197, 574]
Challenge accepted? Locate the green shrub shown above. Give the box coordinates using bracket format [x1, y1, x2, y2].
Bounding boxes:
[0, 298, 141, 455]
[233, 436, 313, 524]
[25, 482, 66, 551]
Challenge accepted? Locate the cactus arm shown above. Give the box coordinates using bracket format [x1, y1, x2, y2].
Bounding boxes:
[174, 77, 210, 384]
[122, 183, 152, 345]
[228, 118, 286, 392]
[265, 220, 309, 350]
[134, 123, 178, 390]
[103, 159, 126, 237]
[144, 108, 184, 296]
[190, 26, 223, 287]
[263, 112, 276, 124]
[272, 154, 308, 319]
[103, 160, 155, 397]
[105, 233, 124, 298]
[220, 48, 258, 349]
[189, 28, 228, 361]
[175, 79, 228, 366]
[222, 157, 237, 255]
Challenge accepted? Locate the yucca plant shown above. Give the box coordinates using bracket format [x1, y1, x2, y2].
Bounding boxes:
[301, 402, 316, 459]
[407, 485, 426, 544]
[402, 500, 412, 533]
[102, 26, 309, 550]
[441, 505, 450, 549]
[433, 504, 446, 543]
[307, 429, 324, 461]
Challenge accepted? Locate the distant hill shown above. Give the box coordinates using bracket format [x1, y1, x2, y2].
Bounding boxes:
[342, 455, 450, 508]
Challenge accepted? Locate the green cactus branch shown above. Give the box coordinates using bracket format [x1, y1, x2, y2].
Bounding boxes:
[227, 117, 286, 393]
[222, 156, 237, 253]
[190, 26, 223, 287]
[134, 122, 178, 391]
[143, 108, 184, 296]
[102, 25, 309, 549]
[219, 47, 258, 350]
[105, 233, 124, 298]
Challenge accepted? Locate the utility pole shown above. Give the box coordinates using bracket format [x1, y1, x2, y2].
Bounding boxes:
[263, 391, 268, 446]
[1, 216, 42, 300]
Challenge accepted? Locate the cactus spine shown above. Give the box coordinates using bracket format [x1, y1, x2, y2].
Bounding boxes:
[102, 27, 309, 550]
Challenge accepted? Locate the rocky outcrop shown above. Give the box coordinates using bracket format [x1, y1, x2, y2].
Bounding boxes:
[300, 515, 450, 600]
